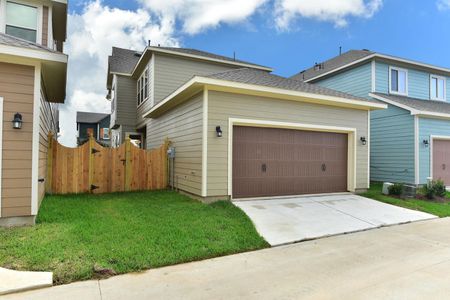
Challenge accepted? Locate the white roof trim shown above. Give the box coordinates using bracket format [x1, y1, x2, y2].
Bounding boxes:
[305, 53, 450, 83]
[143, 77, 387, 118]
[132, 46, 272, 76]
[369, 93, 450, 119]
[0, 44, 67, 63]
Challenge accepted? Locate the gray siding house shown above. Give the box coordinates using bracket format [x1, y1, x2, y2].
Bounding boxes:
[107, 46, 385, 201]
[76, 112, 110, 146]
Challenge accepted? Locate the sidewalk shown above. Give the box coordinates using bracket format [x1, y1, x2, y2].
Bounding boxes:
[4, 217, 450, 300]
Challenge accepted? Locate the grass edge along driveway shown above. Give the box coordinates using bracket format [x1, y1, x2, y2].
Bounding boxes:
[361, 183, 450, 218]
[0, 190, 268, 284]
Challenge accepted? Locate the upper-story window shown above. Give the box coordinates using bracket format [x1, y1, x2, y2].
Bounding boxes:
[430, 75, 446, 101]
[389, 66, 408, 96]
[137, 67, 149, 106]
[5, 1, 38, 43]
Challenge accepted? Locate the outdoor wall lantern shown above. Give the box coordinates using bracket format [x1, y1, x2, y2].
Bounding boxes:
[360, 136, 367, 145]
[12, 112, 22, 129]
[216, 126, 223, 137]
[423, 139, 429, 147]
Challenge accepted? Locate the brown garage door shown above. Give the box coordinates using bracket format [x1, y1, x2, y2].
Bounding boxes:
[433, 139, 450, 185]
[232, 126, 348, 198]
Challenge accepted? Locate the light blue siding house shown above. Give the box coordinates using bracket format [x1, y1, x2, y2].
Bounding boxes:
[292, 50, 450, 186]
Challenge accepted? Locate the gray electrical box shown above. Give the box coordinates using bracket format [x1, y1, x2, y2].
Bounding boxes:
[167, 147, 175, 158]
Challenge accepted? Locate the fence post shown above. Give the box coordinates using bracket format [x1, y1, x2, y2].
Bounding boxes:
[125, 138, 132, 191]
[46, 132, 54, 193]
[88, 133, 95, 193]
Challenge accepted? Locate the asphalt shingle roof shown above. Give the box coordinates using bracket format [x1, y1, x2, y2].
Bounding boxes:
[156, 46, 271, 70]
[76, 112, 110, 124]
[372, 92, 450, 115]
[206, 68, 380, 103]
[108, 47, 142, 74]
[0, 32, 61, 53]
[291, 50, 374, 82]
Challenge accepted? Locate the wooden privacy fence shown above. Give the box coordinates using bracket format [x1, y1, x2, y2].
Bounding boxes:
[46, 133, 169, 194]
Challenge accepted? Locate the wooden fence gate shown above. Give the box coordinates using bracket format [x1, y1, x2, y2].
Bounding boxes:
[46, 133, 169, 194]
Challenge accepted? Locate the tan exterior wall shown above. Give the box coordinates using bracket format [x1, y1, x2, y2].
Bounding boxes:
[207, 91, 369, 197]
[0, 62, 34, 217]
[38, 87, 58, 205]
[146, 92, 203, 195]
[153, 54, 238, 105]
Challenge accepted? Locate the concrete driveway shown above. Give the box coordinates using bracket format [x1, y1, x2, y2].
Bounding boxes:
[233, 193, 436, 246]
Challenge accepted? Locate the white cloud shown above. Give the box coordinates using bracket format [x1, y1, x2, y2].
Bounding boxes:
[139, 0, 268, 34]
[437, 0, 450, 10]
[59, 0, 179, 146]
[274, 0, 382, 29]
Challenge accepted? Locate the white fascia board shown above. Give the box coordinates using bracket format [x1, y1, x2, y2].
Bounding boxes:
[144, 77, 387, 118]
[0, 44, 67, 63]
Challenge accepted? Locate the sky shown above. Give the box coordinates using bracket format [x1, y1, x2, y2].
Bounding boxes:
[59, 0, 450, 146]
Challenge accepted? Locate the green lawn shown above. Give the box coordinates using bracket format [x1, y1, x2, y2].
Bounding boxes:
[361, 183, 450, 217]
[0, 191, 268, 284]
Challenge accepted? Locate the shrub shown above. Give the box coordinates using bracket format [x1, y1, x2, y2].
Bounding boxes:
[388, 183, 404, 196]
[421, 179, 447, 200]
[433, 180, 446, 197]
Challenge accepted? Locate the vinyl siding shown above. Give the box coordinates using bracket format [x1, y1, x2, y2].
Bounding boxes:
[42, 6, 49, 47]
[153, 53, 238, 105]
[38, 88, 58, 205]
[115, 75, 137, 141]
[0, 62, 34, 217]
[146, 92, 203, 195]
[207, 91, 369, 197]
[315, 62, 372, 99]
[375, 60, 450, 101]
[370, 104, 415, 184]
[418, 117, 450, 184]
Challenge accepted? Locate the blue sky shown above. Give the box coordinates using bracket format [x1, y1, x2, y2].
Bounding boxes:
[59, 0, 450, 146]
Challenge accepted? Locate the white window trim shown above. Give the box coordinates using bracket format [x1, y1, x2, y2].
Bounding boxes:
[389, 66, 408, 96]
[137, 66, 149, 108]
[3, 0, 43, 44]
[430, 74, 446, 101]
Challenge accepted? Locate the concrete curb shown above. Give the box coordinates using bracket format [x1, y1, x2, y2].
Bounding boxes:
[0, 267, 52, 295]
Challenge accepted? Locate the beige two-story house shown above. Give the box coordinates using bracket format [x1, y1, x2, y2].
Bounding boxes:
[107, 45, 385, 201]
[0, 0, 67, 226]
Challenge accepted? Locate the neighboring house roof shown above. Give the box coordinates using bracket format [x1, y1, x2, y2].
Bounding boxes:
[206, 68, 379, 103]
[370, 92, 450, 118]
[0, 32, 62, 54]
[292, 49, 450, 83]
[108, 47, 142, 74]
[76, 112, 110, 124]
[292, 50, 374, 82]
[144, 68, 386, 118]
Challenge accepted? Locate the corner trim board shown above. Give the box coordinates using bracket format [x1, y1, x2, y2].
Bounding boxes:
[0, 97, 3, 218]
[201, 88, 208, 197]
[31, 64, 41, 215]
[414, 115, 419, 185]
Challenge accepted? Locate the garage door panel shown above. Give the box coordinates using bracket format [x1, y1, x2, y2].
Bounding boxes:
[233, 126, 348, 198]
[433, 139, 450, 185]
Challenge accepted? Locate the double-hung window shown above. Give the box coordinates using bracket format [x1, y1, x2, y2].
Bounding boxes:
[389, 67, 408, 96]
[430, 75, 446, 101]
[6, 1, 38, 43]
[137, 67, 148, 106]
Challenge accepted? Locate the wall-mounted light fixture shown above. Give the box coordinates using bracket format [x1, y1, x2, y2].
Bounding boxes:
[360, 136, 367, 145]
[423, 139, 429, 147]
[216, 126, 222, 138]
[12, 112, 22, 129]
